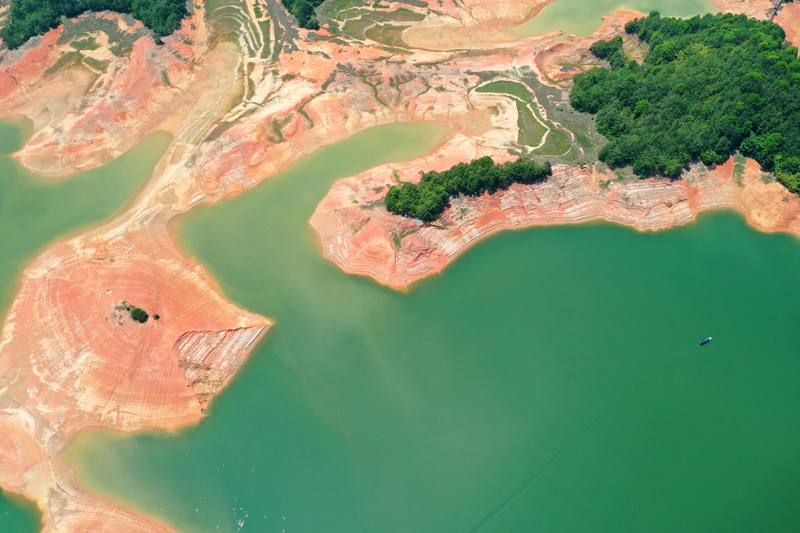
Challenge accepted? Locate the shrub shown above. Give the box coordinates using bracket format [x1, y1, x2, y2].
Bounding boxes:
[129, 306, 149, 323]
[384, 157, 552, 221]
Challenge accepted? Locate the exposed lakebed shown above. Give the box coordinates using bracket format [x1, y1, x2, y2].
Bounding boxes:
[0, 122, 170, 531]
[64, 123, 800, 532]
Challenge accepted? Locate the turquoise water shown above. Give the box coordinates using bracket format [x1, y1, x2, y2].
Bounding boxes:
[511, 0, 716, 37]
[0, 120, 170, 531]
[0, 489, 41, 533]
[66, 123, 800, 532]
[0, 121, 171, 317]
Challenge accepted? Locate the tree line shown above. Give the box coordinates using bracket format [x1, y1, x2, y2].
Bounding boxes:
[281, 0, 324, 30]
[1, 0, 188, 49]
[384, 157, 552, 221]
[570, 12, 800, 192]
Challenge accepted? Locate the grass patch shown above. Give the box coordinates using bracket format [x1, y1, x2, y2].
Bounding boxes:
[160, 70, 172, 87]
[70, 36, 99, 50]
[44, 52, 83, 75]
[323, 0, 370, 21]
[82, 56, 109, 72]
[515, 101, 546, 147]
[258, 20, 271, 59]
[733, 152, 747, 185]
[535, 128, 571, 156]
[389, 7, 425, 22]
[391, 227, 419, 250]
[476, 80, 532, 104]
[477, 81, 545, 147]
[364, 24, 406, 47]
[267, 118, 286, 143]
[343, 16, 375, 39]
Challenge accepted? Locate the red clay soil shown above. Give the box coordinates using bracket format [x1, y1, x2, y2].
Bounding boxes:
[0, 7, 219, 177]
[311, 157, 800, 288]
[0, 222, 269, 531]
[309, 0, 800, 289]
[773, 3, 800, 47]
[712, 0, 776, 18]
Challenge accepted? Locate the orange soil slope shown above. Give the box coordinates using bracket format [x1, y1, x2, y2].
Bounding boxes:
[0, 6, 229, 177]
[0, 4, 266, 531]
[312, 157, 800, 288]
[1, 225, 269, 435]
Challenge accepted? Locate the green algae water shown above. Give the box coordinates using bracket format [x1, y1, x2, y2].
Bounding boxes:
[0, 489, 41, 533]
[511, 0, 716, 38]
[0, 120, 170, 531]
[64, 121, 800, 532]
[0, 121, 171, 316]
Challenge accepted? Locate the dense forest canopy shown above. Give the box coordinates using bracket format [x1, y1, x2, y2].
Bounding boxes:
[1, 0, 188, 49]
[281, 0, 324, 30]
[385, 157, 552, 221]
[570, 12, 800, 192]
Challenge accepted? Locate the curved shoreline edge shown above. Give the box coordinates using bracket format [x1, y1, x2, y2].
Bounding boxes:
[311, 157, 800, 290]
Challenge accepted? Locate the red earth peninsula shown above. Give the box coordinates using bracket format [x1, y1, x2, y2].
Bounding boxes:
[311, 155, 800, 288]
[0, 0, 574, 528]
[0, 216, 270, 531]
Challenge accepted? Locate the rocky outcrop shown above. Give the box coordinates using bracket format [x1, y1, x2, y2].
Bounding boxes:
[175, 327, 267, 406]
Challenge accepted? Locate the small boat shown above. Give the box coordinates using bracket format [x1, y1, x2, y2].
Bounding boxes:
[699, 336, 712, 345]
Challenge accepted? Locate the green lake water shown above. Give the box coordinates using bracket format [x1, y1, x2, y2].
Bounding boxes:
[0, 489, 41, 533]
[0, 122, 171, 317]
[64, 122, 800, 532]
[0, 121, 170, 531]
[511, 0, 716, 38]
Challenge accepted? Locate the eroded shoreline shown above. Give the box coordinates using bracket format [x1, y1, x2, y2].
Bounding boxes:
[0, 0, 797, 530]
[311, 156, 800, 289]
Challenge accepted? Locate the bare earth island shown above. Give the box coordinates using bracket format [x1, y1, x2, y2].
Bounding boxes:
[0, 0, 797, 530]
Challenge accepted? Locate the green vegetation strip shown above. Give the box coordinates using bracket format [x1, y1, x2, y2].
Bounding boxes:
[476, 81, 549, 149]
[2, 0, 188, 49]
[571, 12, 800, 192]
[384, 157, 552, 221]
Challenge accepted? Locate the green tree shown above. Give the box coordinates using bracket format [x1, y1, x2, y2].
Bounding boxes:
[571, 12, 800, 185]
[384, 157, 552, 221]
[129, 306, 149, 323]
[2, 0, 188, 50]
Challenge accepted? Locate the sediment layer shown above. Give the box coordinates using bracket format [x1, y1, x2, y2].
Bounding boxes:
[0, 221, 270, 531]
[312, 157, 800, 288]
